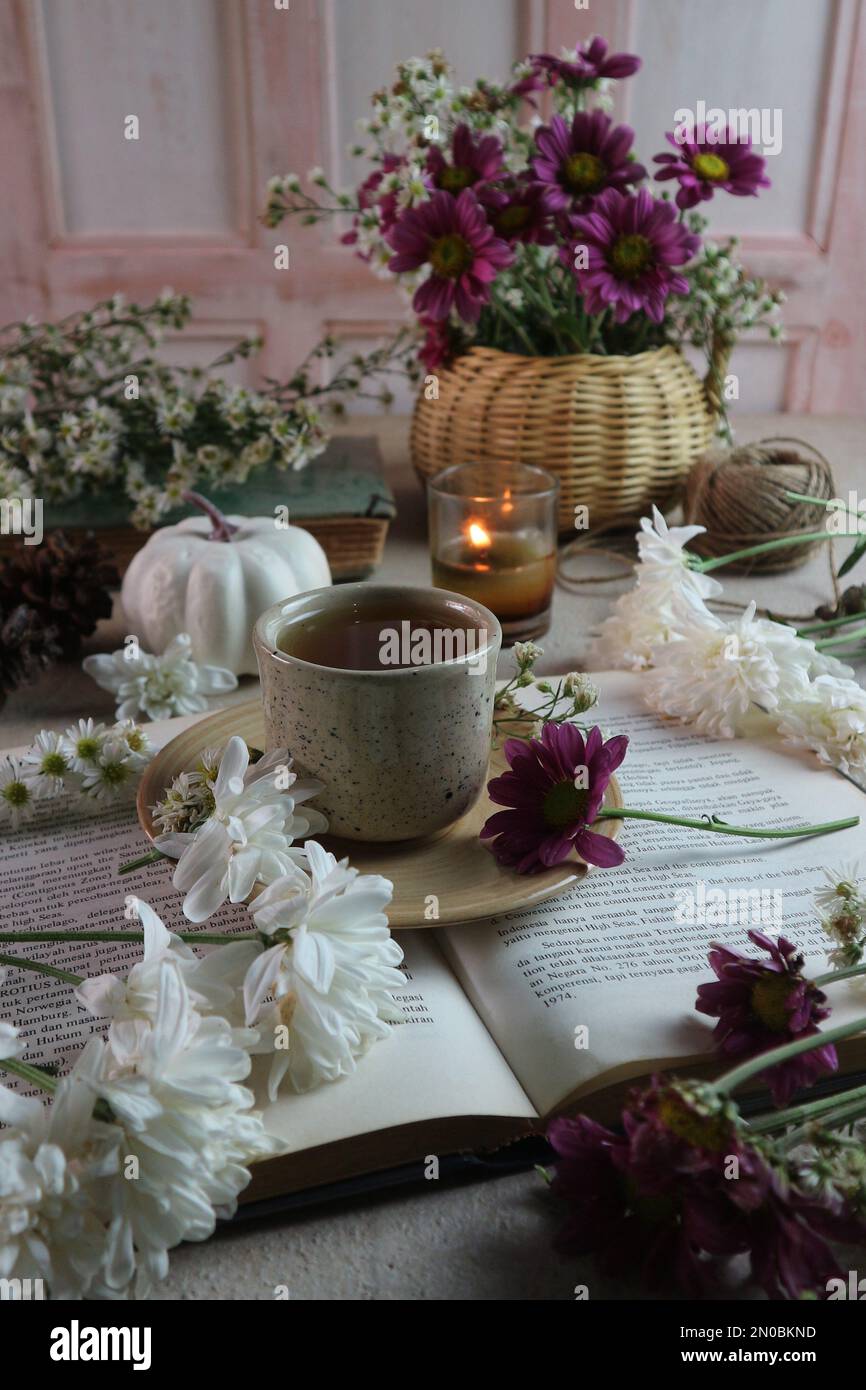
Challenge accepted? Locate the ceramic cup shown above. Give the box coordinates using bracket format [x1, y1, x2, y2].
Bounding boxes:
[253, 583, 502, 842]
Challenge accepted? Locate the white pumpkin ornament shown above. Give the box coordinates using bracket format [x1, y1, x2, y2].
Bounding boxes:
[121, 492, 331, 675]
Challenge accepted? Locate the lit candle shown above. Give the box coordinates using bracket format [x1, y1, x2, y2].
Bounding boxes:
[427, 463, 558, 642]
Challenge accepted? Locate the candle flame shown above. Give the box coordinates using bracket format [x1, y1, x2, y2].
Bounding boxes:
[467, 520, 492, 549]
[502, 486, 514, 515]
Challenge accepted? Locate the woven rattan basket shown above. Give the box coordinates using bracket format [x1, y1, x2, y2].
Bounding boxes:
[411, 342, 727, 533]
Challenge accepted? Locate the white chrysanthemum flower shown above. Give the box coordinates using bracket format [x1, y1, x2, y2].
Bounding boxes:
[589, 508, 724, 671]
[155, 737, 328, 923]
[21, 729, 71, 793]
[244, 840, 405, 1097]
[0, 755, 42, 828]
[635, 506, 724, 602]
[0, 1020, 25, 1059]
[76, 898, 259, 1028]
[60, 717, 109, 774]
[81, 966, 278, 1299]
[0, 1044, 118, 1298]
[82, 633, 238, 722]
[590, 585, 687, 670]
[642, 600, 821, 739]
[776, 675, 866, 780]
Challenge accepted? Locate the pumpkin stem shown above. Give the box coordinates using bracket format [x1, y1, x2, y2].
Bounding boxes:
[181, 490, 240, 542]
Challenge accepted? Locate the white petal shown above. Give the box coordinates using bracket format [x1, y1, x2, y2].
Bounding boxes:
[242, 945, 285, 1024]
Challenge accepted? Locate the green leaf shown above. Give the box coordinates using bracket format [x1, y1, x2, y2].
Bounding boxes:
[838, 537, 866, 578]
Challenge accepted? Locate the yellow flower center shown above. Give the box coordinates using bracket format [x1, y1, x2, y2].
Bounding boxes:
[2, 779, 30, 809]
[656, 1089, 730, 1152]
[563, 152, 606, 194]
[750, 973, 796, 1033]
[429, 232, 473, 279]
[609, 232, 653, 280]
[542, 780, 589, 829]
[495, 203, 531, 235]
[75, 736, 101, 763]
[437, 165, 476, 193]
[41, 751, 68, 777]
[692, 152, 730, 182]
[101, 761, 131, 787]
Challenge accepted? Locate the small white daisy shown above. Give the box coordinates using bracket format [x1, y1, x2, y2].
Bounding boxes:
[79, 739, 137, 801]
[814, 861, 866, 917]
[0, 755, 41, 828]
[60, 717, 108, 774]
[110, 718, 153, 768]
[22, 729, 71, 792]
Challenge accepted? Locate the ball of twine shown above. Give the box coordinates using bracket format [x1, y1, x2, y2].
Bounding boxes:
[682, 436, 836, 573]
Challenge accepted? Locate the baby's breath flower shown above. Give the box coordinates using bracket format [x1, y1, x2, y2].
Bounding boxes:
[514, 640, 543, 670]
[563, 672, 599, 713]
[150, 770, 214, 836]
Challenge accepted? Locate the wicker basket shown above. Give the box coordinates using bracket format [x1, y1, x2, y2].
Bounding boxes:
[411, 341, 728, 533]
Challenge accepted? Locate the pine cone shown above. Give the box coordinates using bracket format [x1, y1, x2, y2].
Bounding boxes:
[0, 531, 119, 659]
[0, 603, 62, 708]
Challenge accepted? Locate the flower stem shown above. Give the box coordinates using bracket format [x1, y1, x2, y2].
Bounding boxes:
[0, 930, 259, 946]
[748, 1081, 866, 1134]
[0, 953, 83, 985]
[693, 530, 853, 573]
[1, 1056, 58, 1095]
[784, 488, 862, 516]
[813, 963, 866, 988]
[797, 611, 866, 637]
[814, 626, 866, 650]
[118, 848, 169, 875]
[714, 1015, 866, 1096]
[779, 1093, 866, 1150]
[595, 808, 859, 840]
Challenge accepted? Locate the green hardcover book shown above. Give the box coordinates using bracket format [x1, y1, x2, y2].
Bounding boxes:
[2, 436, 396, 581]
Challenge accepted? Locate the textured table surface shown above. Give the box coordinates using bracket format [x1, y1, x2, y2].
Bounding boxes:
[3, 412, 865, 1300]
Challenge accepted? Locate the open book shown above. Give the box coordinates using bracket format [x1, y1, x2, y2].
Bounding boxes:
[3, 671, 865, 1202]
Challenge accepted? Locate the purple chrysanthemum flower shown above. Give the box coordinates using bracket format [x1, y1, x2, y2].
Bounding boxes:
[531, 111, 646, 212]
[478, 178, 555, 244]
[514, 38, 641, 96]
[386, 189, 513, 323]
[426, 122, 505, 195]
[342, 152, 406, 252]
[549, 1077, 863, 1299]
[653, 130, 771, 210]
[418, 317, 454, 373]
[564, 187, 699, 323]
[696, 930, 838, 1107]
[749, 1193, 850, 1302]
[480, 722, 628, 873]
[548, 1082, 757, 1292]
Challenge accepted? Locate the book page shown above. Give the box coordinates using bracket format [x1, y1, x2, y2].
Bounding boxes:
[262, 930, 536, 1156]
[440, 670, 866, 1118]
[0, 721, 534, 1137]
[0, 716, 257, 1088]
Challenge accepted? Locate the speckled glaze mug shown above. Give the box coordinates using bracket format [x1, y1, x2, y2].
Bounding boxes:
[253, 584, 501, 842]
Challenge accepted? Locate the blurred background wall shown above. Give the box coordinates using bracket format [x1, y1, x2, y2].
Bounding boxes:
[1, 0, 864, 416]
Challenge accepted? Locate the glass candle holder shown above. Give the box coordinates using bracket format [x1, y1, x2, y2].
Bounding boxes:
[427, 462, 559, 644]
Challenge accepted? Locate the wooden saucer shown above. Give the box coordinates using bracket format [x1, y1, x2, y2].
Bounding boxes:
[137, 701, 623, 929]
